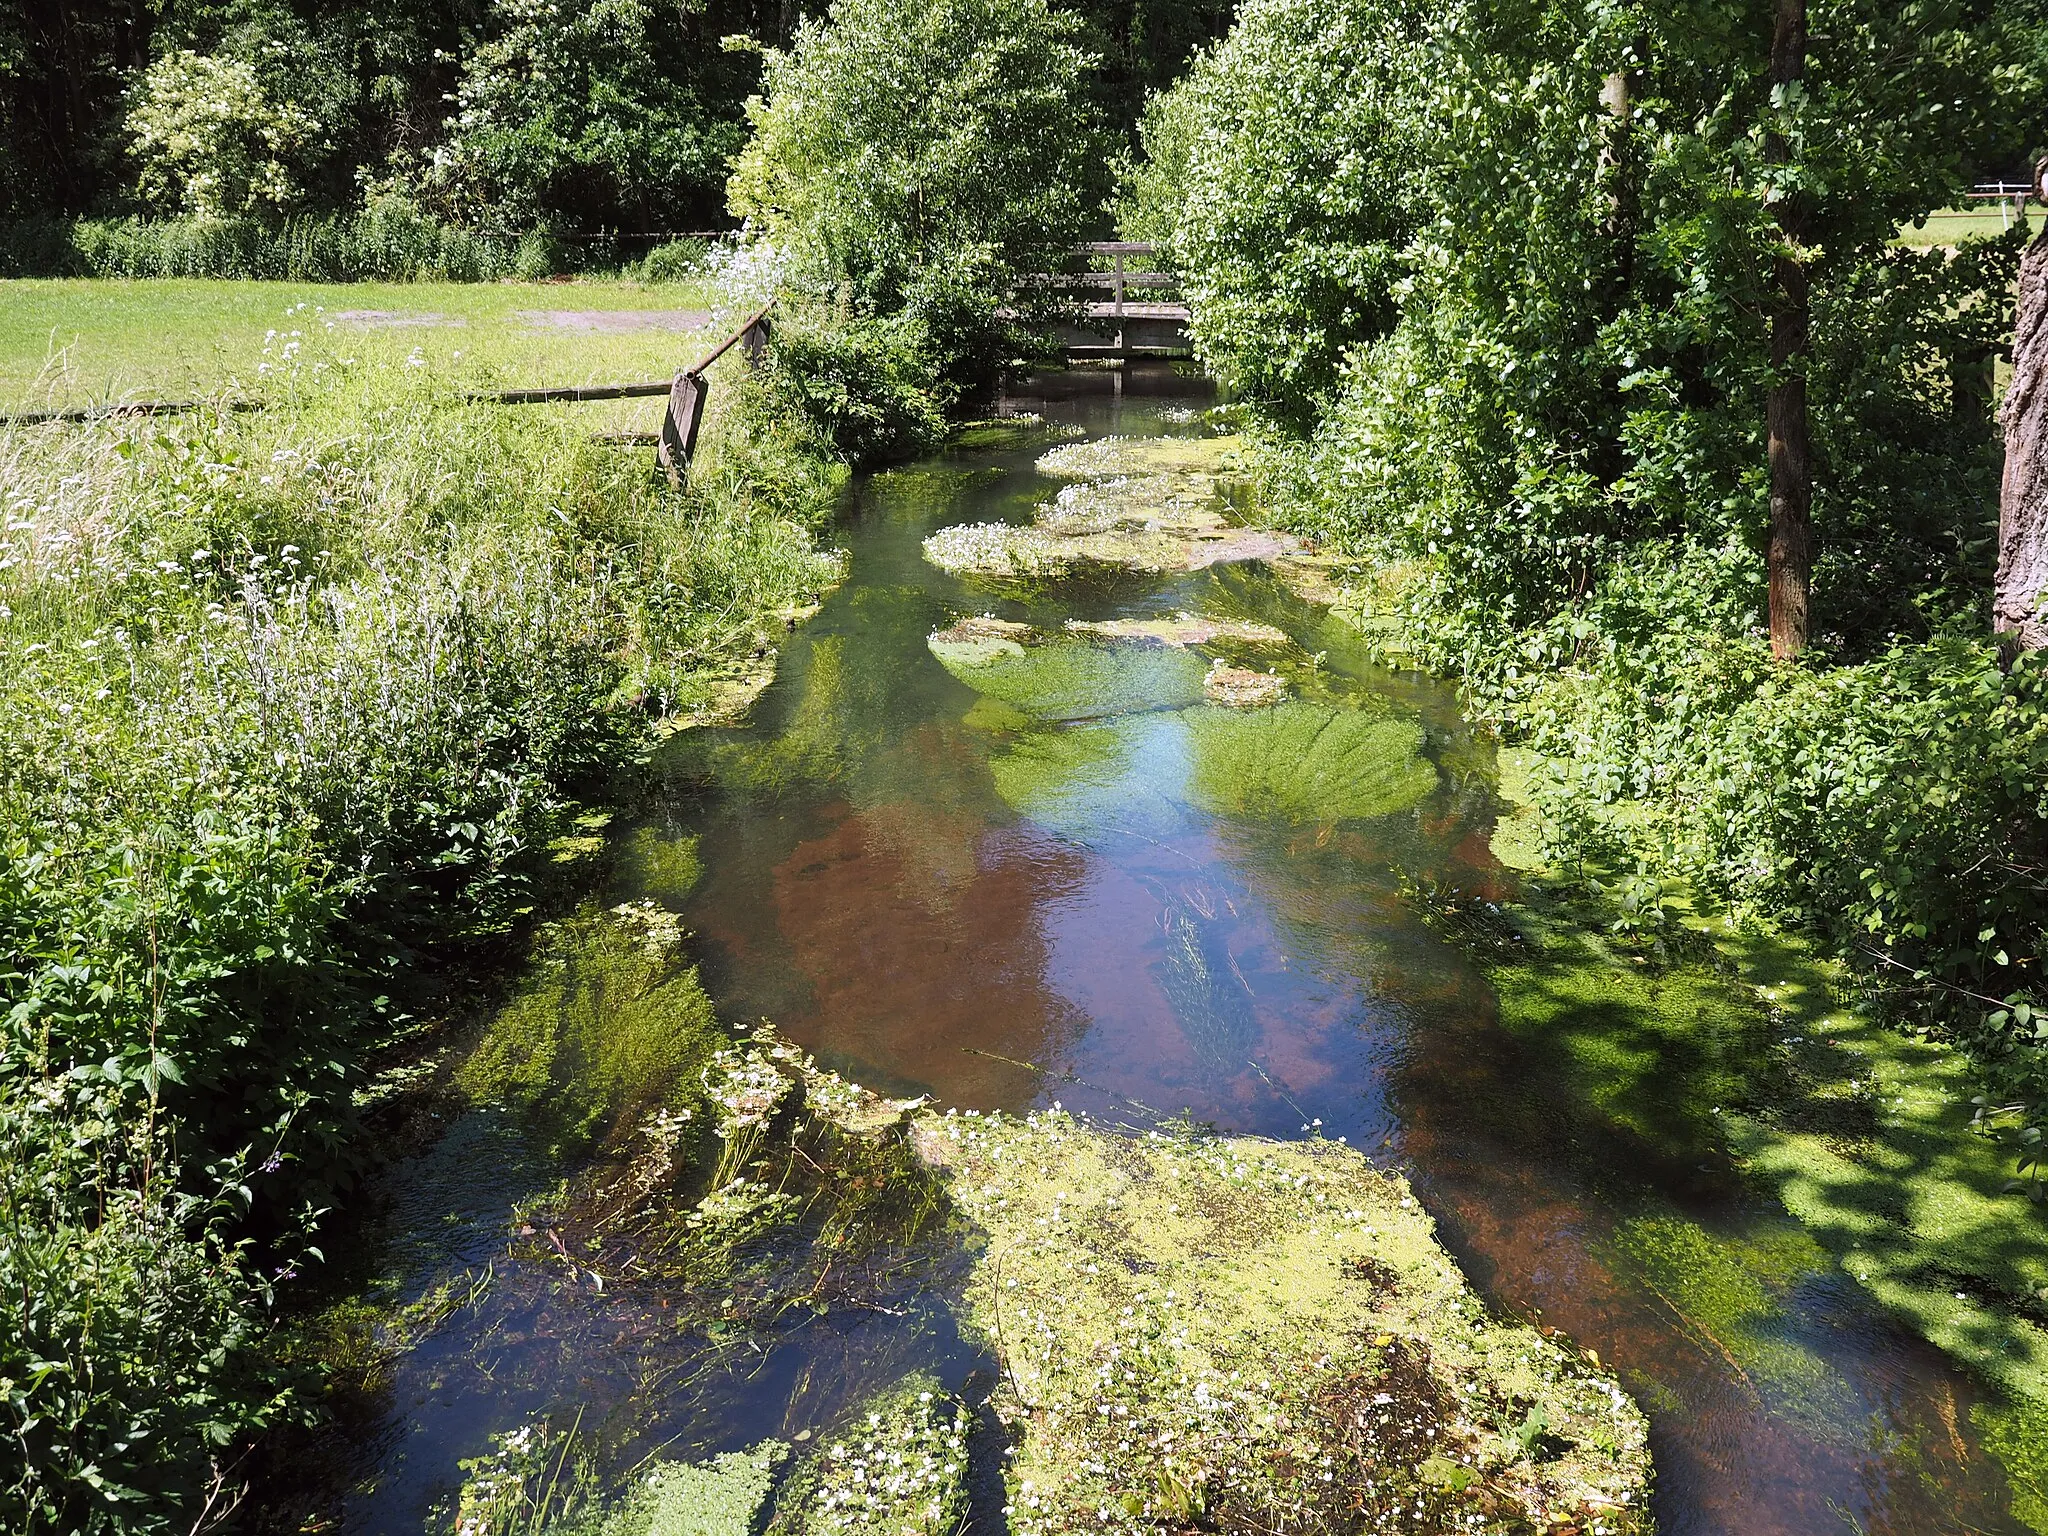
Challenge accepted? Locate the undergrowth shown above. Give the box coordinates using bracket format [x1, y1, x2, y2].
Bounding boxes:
[0, 320, 840, 1530]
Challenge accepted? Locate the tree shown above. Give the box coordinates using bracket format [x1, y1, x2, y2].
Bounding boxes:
[1147, 0, 2023, 659]
[728, 0, 1111, 384]
[1120, 0, 1434, 424]
[1764, 0, 1814, 659]
[424, 0, 758, 233]
[126, 49, 318, 218]
[1999, 161, 2048, 651]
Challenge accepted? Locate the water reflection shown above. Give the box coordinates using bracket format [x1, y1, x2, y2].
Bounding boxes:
[339, 364, 2025, 1534]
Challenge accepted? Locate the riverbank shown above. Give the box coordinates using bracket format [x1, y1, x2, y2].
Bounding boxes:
[0, 291, 845, 1529]
[1431, 736, 2048, 1526]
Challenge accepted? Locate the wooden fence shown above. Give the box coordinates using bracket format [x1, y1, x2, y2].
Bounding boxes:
[3, 244, 1186, 453]
[468, 301, 771, 487]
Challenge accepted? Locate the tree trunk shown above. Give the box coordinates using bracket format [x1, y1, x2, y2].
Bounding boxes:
[1766, 0, 1813, 660]
[1997, 169, 2048, 651]
[1598, 68, 1634, 280]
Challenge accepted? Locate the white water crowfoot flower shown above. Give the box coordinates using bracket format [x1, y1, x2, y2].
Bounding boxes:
[771, 1372, 969, 1536]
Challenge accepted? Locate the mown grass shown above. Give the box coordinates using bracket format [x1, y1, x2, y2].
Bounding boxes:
[0, 275, 724, 413]
[1895, 206, 2032, 247]
[0, 289, 841, 1533]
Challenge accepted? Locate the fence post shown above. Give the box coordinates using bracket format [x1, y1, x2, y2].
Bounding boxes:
[657, 372, 708, 489]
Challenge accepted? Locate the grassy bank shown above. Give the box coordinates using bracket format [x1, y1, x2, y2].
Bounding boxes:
[0, 284, 842, 1531]
[1436, 746, 2048, 1526]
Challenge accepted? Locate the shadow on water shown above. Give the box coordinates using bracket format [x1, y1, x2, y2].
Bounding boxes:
[336, 361, 2024, 1533]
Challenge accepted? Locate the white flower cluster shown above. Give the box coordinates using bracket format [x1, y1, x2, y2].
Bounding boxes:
[705, 238, 789, 318]
[920, 521, 1068, 576]
[810, 1393, 968, 1535]
[700, 1041, 796, 1140]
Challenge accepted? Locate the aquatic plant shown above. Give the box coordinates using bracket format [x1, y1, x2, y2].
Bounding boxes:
[984, 716, 1183, 841]
[457, 905, 722, 1161]
[914, 1106, 1652, 1533]
[612, 827, 704, 908]
[928, 630, 1207, 721]
[1035, 434, 1246, 481]
[767, 1373, 968, 1536]
[1608, 1215, 1850, 1432]
[1183, 701, 1437, 824]
[1154, 893, 1261, 1069]
[588, 1441, 790, 1536]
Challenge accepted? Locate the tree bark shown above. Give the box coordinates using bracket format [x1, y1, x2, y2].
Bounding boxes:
[1598, 68, 1634, 278]
[1996, 165, 2048, 652]
[1766, 0, 1813, 660]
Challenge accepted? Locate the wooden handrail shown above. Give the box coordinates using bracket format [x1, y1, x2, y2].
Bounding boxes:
[683, 302, 774, 379]
[3, 398, 259, 426]
[473, 380, 674, 404]
[472, 302, 773, 406]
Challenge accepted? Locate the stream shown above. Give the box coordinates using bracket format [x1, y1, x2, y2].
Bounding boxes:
[336, 367, 2026, 1535]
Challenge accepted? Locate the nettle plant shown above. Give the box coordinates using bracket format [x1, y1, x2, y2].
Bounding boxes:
[126, 51, 320, 219]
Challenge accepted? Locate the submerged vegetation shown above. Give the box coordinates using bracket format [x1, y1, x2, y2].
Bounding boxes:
[444, 1041, 1648, 1534]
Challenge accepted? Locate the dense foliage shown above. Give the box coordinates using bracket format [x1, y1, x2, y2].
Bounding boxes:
[0, 345, 839, 1528]
[2, 0, 799, 232]
[732, 0, 1111, 393]
[0, 0, 1226, 251]
[1123, 0, 1430, 422]
[1136, 0, 2047, 1069]
[728, 0, 1111, 456]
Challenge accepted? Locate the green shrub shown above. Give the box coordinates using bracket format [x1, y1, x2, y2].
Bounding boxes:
[1123, 0, 1430, 423]
[0, 1114, 282, 1535]
[638, 238, 709, 284]
[729, 0, 1112, 394]
[420, 0, 751, 234]
[0, 207, 531, 280]
[125, 51, 319, 219]
[754, 311, 949, 468]
[0, 341, 841, 1523]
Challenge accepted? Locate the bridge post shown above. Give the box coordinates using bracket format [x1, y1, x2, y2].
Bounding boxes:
[657, 371, 708, 489]
[1114, 249, 1125, 353]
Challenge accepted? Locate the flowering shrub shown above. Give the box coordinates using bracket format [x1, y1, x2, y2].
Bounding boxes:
[126, 52, 319, 219]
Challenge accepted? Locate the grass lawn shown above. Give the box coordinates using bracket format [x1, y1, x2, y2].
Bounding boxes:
[0, 275, 731, 427]
[1896, 205, 2031, 246]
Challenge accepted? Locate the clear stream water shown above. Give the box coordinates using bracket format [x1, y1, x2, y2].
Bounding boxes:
[335, 368, 2025, 1535]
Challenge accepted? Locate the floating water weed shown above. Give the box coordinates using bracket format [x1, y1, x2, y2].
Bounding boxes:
[768, 1373, 968, 1536]
[913, 1108, 1652, 1533]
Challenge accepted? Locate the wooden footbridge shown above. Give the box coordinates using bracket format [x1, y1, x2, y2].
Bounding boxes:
[1049, 242, 1192, 361]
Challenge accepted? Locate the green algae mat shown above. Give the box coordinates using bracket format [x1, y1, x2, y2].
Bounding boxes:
[921, 433, 1309, 580]
[914, 1106, 1650, 1532]
[550, 1048, 1652, 1535]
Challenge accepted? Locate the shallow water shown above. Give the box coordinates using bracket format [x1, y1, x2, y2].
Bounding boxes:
[340, 365, 2026, 1534]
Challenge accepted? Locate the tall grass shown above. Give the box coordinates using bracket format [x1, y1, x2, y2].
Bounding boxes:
[0, 212, 713, 284]
[0, 334, 840, 1531]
